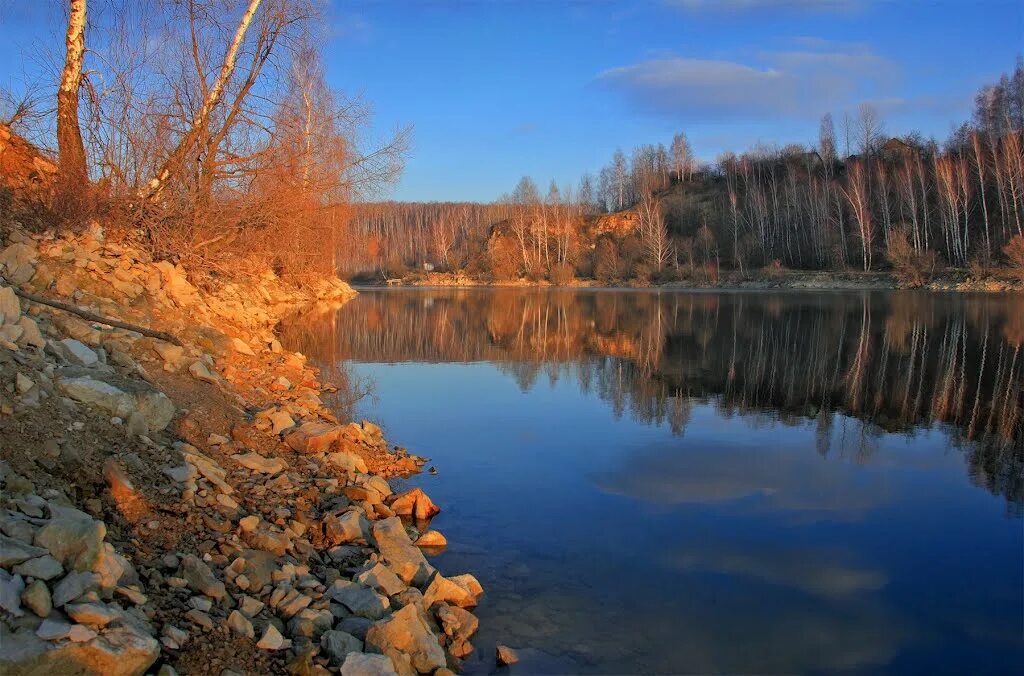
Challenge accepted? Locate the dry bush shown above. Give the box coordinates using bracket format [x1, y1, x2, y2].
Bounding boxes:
[549, 261, 575, 285]
[593, 236, 620, 282]
[762, 259, 786, 279]
[887, 228, 939, 288]
[487, 236, 520, 280]
[699, 263, 720, 284]
[1004, 234, 1024, 280]
[968, 254, 992, 280]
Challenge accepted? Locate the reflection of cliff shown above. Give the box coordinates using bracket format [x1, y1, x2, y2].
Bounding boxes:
[281, 289, 1024, 507]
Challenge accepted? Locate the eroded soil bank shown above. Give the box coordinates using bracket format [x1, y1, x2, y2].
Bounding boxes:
[0, 225, 493, 675]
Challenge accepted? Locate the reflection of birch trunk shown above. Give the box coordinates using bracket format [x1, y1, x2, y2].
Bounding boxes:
[967, 322, 989, 439]
[846, 297, 871, 412]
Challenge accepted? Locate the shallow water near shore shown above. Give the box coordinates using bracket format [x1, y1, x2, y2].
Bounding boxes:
[284, 288, 1024, 675]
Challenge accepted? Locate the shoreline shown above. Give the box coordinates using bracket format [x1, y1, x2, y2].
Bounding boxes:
[1, 226, 485, 675]
[355, 269, 1024, 294]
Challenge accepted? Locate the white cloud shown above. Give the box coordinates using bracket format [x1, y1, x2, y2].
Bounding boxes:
[667, 542, 888, 598]
[595, 43, 898, 121]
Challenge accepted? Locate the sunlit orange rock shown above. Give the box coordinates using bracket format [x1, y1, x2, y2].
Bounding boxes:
[389, 487, 440, 521]
[284, 422, 342, 453]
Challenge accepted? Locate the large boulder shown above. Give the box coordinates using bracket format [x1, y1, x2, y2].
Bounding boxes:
[355, 563, 407, 597]
[59, 376, 175, 433]
[422, 574, 477, 609]
[340, 652, 399, 676]
[370, 518, 435, 588]
[327, 581, 390, 620]
[365, 604, 446, 675]
[327, 450, 368, 474]
[0, 624, 158, 676]
[324, 510, 370, 546]
[33, 506, 106, 573]
[321, 630, 364, 665]
[285, 422, 343, 454]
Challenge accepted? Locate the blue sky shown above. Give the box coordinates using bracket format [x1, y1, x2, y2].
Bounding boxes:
[322, 0, 1021, 200]
[1, 0, 1021, 201]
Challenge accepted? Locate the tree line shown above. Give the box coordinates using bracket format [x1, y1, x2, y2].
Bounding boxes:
[344, 61, 1024, 285]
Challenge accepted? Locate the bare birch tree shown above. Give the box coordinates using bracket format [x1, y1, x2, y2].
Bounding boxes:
[57, 0, 88, 185]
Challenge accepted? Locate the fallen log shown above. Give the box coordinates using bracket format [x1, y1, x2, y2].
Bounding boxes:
[12, 288, 183, 346]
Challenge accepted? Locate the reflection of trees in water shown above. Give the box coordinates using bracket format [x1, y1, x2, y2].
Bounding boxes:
[276, 304, 375, 422]
[282, 290, 1024, 507]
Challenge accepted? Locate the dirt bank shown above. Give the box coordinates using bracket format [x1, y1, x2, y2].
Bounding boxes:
[1, 224, 485, 675]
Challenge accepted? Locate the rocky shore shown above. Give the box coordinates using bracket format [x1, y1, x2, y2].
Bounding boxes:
[0, 225, 488, 675]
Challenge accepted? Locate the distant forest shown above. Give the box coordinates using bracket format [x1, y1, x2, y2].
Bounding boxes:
[342, 61, 1024, 285]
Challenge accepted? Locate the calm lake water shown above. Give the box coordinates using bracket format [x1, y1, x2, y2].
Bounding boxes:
[283, 288, 1024, 675]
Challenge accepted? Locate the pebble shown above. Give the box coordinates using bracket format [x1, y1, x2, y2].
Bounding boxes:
[68, 624, 98, 642]
[256, 624, 290, 650]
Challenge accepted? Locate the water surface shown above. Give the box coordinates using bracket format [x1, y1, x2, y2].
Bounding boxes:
[283, 288, 1024, 675]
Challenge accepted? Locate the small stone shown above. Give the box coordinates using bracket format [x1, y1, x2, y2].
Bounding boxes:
[51, 571, 99, 607]
[162, 624, 189, 649]
[227, 609, 254, 638]
[231, 337, 256, 356]
[232, 453, 286, 475]
[188, 596, 213, 612]
[414, 530, 447, 548]
[178, 555, 226, 600]
[15, 372, 33, 394]
[215, 493, 239, 510]
[115, 586, 148, 605]
[13, 555, 64, 581]
[22, 579, 52, 617]
[188, 361, 217, 384]
[68, 624, 98, 642]
[36, 617, 73, 640]
[60, 338, 99, 366]
[269, 410, 295, 435]
[256, 623, 291, 650]
[239, 595, 264, 617]
[496, 645, 519, 666]
[0, 534, 48, 568]
[185, 608, 214, 630]
[66, 602, 119, 627]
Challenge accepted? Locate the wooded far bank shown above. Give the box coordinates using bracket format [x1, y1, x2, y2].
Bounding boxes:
[343, 61, 1024, 289]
